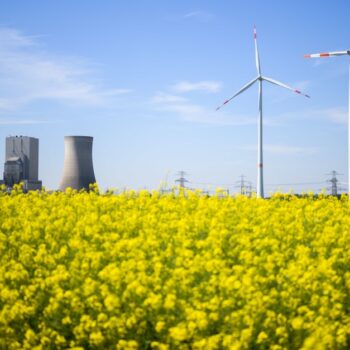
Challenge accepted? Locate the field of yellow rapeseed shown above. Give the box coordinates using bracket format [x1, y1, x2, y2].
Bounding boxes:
[1, 187, 350, 349]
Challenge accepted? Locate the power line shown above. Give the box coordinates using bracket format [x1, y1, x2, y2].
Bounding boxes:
[175, 170, 189, 188]
[265, 181, 325, 186]
[235, 175, 247, 195]
[234, 175, 254, 197]
[191, 181, 325, 187]
[326, 170, 345, 196]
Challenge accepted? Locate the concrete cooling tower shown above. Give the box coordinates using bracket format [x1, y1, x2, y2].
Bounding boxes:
[59, 136, 96, 191]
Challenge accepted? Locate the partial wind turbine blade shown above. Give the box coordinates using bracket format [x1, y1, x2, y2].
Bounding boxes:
[254, 26, 261, 75]
[262, 76, 310, 98]
[304, 50, 350, 58]
[216, 76, 259, 111]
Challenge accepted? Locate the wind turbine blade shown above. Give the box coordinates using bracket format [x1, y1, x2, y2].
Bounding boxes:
[304, 50, 350, 58]
[216, 77, 259, 111]
[262, 76, 310, 98]
[254, 26, 261, 75]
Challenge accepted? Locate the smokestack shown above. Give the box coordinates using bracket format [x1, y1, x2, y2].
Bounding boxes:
[59, 136, 96, 191]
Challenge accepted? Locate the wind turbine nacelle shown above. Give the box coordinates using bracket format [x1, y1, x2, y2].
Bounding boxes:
[59, 136, 96, 191]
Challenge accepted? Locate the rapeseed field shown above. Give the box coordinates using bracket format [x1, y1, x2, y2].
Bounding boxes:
[1, 187, 350, 349]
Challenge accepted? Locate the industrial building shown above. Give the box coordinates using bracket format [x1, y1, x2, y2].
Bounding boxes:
[2, 136, 42, 191]
[59, 136, 96, 191]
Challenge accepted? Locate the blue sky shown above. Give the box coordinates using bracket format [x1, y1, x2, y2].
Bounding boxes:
[0, 0, 349, 193]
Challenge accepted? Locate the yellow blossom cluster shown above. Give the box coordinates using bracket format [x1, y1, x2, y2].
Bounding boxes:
[1, 187, 350, 349]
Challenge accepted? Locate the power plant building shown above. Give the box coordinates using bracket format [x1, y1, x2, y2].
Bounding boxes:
[3, 136, 42, 191]
[59, 136, 96, 191]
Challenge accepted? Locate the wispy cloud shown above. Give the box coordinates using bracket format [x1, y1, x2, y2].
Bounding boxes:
[240, 144, 319, 155]
[0, 27, 37, 48]
[172, 81, 222, 93]
[272, 107, 347, 125]
[183, 11, 215, 22]
[152, 92, 188, 104]
[0, 118, 58, 125]
[0, 27, 131, 112]
[313, 107, 347, 124]
[100, 89, 133, 96]
[265, 144, 318, 155]
[151, 91, 255, 126]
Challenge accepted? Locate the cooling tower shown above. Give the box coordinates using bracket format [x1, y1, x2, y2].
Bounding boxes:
[59, 136, 96, 191]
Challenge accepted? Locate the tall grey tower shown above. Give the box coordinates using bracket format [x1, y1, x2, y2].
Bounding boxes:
[59, 136, 96, 191]
[3, 136, 42, 191]
[175, 171, 189, 188]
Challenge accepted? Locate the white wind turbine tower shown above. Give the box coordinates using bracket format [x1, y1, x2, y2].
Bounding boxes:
[304, 49, 350, 198]
[216, 26, 310, 198]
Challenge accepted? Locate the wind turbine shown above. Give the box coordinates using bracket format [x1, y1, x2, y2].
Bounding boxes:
[304, 50, 350, 198]
[216, 26, 310, 198]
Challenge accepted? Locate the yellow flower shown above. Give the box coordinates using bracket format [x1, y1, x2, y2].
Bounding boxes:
[164, 294, 176, 309]
[257, 331, 268, 344]
[156, 321, 165, 333]
[1, 190, 350, 349]
[291, 317, 304, 330]
[169, 326, 188, 342]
